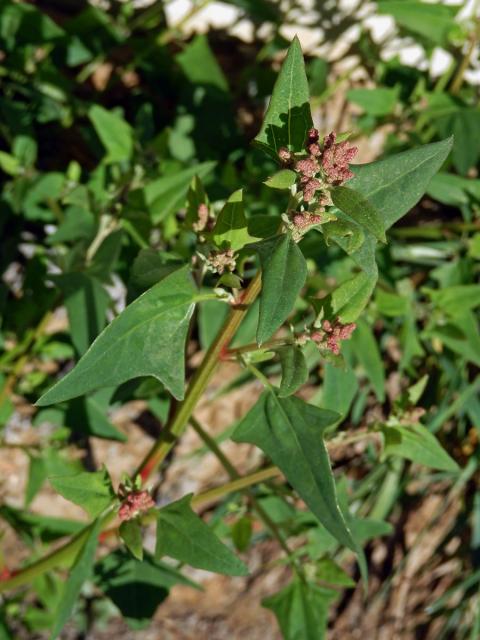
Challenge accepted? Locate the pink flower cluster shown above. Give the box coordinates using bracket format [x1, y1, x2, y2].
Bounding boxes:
[118, 490, 155, 522]
[310, 318, 356, 355]
[278, 128, 357, 205]
[207, 248, 237, 274]
[321, 132, 357, 185]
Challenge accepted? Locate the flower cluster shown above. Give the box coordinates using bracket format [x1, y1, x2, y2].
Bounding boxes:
[118, 489, 155, 522]
[297, 317, 356, 355]
[310, 318, 357, 355]
[279, 128, 357, 208]
[206, 248, 237, 275]
[193, 203, 210, 233]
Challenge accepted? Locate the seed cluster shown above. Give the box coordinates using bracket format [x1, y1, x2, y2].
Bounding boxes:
[279, 128, 357, 235]
[299, 317, 356, 355]
[118, 490, 155, 522]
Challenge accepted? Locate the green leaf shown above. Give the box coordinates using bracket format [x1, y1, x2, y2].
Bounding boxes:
[316, 557, 355, 587]
[349, 137, 453, 229]
[232, 391, 357, 551]
[425, 285, 480, 317]
[176, 34, 228, 92]
[264, 169, 297, 190]
[120, 520, 144, 561]
[350, 319, 385, 402]
[250, 234, 307, 345]
[36, 266, 197, 406]
[88, 105, 133, 164]
[254, 36, 313, 159]
[347, 87, 399, 117]
[211, 189, 255, 250]
[277, 345, 308, 397]
[332, 270, 377, 323]
[54, 273, 110, 355]
[94, 550, 199, 630]
[263, 577, 336, 640]
[381, 424, 459, 472]
[49, 467, 115, 518]
[331, 186, 386, 243]
[231, 516, 253, 552]
[0, 505, 84, 546]
[66, 391, 127, 442]
[320, 363, 358, 418]
[25, 455, 48, 507]
[155, 494, 248, 576]
[50, 518, 102, 640]
[377, 1, 458, 46]
[144, 162, 216, 224]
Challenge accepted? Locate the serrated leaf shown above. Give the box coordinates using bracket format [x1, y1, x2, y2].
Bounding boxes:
[120, 520, 143, 561]
[212, 189, 255, 250]
[49, 467, 115, 518]
[264, 169, 297, 190]
[254, 36, 313, 159]
[36, 266, 197, 406]
[94, 550, 199, 630]
[277, 345, 308, 397]
[263, 577, 336, 640]
[89, 105, 133, 164]
[50, 518, 102, 640]
[331, 186, 386, 243]
[381, 423, 459, 472]
[155, 494, 248, 576]
[349, 137, 453, 229]
[232, 391, 357, 551]
[250, 234, 307, 345]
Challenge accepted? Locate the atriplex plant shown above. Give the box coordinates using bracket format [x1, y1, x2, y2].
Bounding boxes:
[1, 37, 458, 638]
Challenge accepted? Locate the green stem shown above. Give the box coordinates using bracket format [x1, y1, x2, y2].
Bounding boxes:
[135, 270, 262, 481]
[226, 337, 294, 357]
[450, 15, 480, 95]
[189, 418, 297, 566]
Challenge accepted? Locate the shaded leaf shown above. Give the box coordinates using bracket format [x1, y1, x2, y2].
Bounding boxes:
[254, 37, 313, 159]
[94, 550, 199, 630]
[264, 169, 297, 190]
[89, 105, 133, 164]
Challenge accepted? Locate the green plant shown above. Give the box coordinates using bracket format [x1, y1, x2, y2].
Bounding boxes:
[1, 2, 480, 638]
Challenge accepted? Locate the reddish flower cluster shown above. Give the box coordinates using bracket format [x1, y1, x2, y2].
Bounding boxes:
[321, 132, 357, 184]
[310, 317, 356, 355]
[207, 248, 236, 274]
[118, 490, 155, 522]
[278, 128, 357, 207]
[292, 212, 323, 230]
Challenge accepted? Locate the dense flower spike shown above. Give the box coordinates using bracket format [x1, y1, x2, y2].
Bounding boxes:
[118, 490, 155, 522]
[321, 132, 358, 185]
[310, 317, 357, 355]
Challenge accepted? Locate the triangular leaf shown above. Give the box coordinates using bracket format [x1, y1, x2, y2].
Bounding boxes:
[254, 37, 313, 159]
[155, 494, 248, 576]
[120, 520, 144, 561]
[37, 266, 197, 405]
[263, 577, 336, 640]
[211, 189, 255, 250]
[49, 467, 115, 518]
[232, 391, 357, 551]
